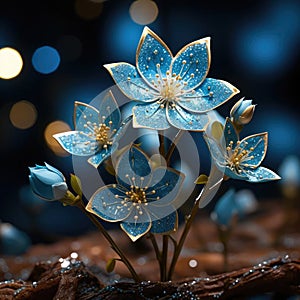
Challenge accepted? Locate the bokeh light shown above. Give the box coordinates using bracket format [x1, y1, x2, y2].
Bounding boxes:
[235, 0, 300, 77]
[129, 0, 159, 25]
[75, 0, 103, 20]
[32, 46, 60, 74]
[9, 100, 37, 129]
[0, 47, 23, 79]
[44, 120, 71, 156]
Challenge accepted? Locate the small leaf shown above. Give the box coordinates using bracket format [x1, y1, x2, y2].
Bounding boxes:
[70, 174, 82, 197]
[106, 258, 116, 273]
[194, 174, 208, 185]
[211, 121, 224, 140]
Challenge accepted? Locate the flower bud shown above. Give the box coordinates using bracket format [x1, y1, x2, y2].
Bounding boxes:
[29, 162, 68, 201]
[230, 98, 255, 125]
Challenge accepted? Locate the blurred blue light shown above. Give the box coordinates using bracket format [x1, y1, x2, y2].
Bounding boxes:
[268, 0, 300, 37]
[32, 46, 60, 74]
[101, 7, 160, 62]
[254, 109, 300, 161]
[234, 0, 300, 77]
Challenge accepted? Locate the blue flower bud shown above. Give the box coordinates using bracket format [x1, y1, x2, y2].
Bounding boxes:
[29, 162, 68, 201]
[230, 97, 256, 125]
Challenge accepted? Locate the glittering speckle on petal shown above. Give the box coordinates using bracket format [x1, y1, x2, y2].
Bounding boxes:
[133, 102, 170, 130]
[137, 27, 173, 86]
[172, 38, 210, 90]
[167, 104, 209, 131]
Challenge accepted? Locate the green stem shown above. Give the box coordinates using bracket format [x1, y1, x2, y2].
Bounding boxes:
[167, 197, 200, 280]
[166, 130, 183, 166]
[75, 199, 140, 282]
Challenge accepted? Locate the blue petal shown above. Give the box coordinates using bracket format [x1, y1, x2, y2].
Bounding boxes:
[98, 90, 121, 131]
[86, 184, 132, 222]
[150, 211, 177, 234]
[224, 118, 239, 149]
[244, 166, 281, 183]
[179, 78, 239, 113]
[74, 102, 99, 132]
[172, 38, 210, 90]
[87, 143, 117, 168]
[224, 167, 248, 180]
[53, 131, 98, 156]
[136, 27, 173, 87]
[133, 102, 170, 130]
[29, 175, 53, 200]
[44, 162, 65, 180]
[112, 115, 132, 143]
[148, 167, 184, 203]
[104, 62, 157, 102]
[30, 167, 64, 186]
[120, 219, 151, 242]
[167, 105, 209, 131]
[116, 145, 152, 189]
[239, 133, 268, 168]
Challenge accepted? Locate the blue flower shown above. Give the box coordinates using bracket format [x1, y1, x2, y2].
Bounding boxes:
[53, 90, 131, 168]
[211, 188, 258, 227]
[86, 146, 185, 241]
[230, 97, 256, 126]
[204, 118, 281, 182]
[29, 162, 68, 201]
[104, 27, 239, 131]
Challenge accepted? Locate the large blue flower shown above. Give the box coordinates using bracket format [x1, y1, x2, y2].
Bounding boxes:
[104, 27, 239, 131]
[53, 90, 131, 168]
[204, 118, 281, 182]
[86, 146, 184, 241]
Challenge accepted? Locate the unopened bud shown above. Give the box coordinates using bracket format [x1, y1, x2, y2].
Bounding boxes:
[230, 98, 256, 126]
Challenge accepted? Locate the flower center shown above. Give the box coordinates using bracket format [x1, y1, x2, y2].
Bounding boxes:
[111, 175, 161, 221]
[226, 141, 254, 174]
[85, 119, 116, 149]
[152, 62, 194, 108]
[126, 186, 147, 203]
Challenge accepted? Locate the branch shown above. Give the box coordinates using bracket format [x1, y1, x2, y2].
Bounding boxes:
[98, 256, 300, 299]
[1, 256, 299, 300]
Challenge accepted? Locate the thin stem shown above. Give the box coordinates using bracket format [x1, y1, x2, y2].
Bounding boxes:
[166, 130, 183, 165]
[148, 233, 163, 279]
[161, 235, 169, 281]
[222, 239, 229, 272]
[167, 197, 200, 280]
[75, 200, 140, 282]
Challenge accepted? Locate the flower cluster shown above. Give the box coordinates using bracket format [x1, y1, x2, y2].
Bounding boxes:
[28, 26, 280, 282]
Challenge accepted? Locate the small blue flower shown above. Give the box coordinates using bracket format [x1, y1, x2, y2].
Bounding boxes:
[29, 162, 68, 201]
[53, 90, 131, 168]
[230, 97, 256, 126]
[204, 118, 281, 182]
[211, 188, 258, 227]
[86, 145, 185, 241]
[104, 27, 239, 131]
